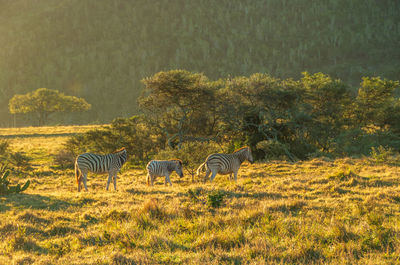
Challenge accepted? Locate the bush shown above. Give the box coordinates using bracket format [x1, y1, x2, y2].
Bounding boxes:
[207, 190, 225, 208]
[53, 149, 75, 169]
[333, 129, 400, 157]
[0, 140, 10, 157]
[256, 139, 291, 161]
[63, 116, 164, 165]
[155, 141, 221, 182]
[8, 152, 31, 170]
[0, 165, 30, 195]
[370, 146, 398, 165]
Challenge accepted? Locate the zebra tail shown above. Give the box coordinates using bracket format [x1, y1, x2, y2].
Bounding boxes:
[196, 162, 206, 177]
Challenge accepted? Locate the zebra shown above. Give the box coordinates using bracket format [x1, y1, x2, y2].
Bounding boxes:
[146, 159, 184, 186]
[75, 147, 127, 192]
[196, 146, 253, 183]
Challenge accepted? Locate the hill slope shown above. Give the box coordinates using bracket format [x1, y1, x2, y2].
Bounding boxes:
[0, 0, 399, 125]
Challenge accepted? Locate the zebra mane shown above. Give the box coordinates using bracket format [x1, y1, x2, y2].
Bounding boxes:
[113, 147, 126, 153]
[169, 159, 183, 166]
[233, 146, 249, 153]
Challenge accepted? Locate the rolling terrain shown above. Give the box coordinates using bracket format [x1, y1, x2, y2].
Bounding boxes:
[0, 126, 399, 264]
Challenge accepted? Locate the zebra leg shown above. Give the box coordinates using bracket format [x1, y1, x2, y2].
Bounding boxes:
[113, 174, 117, 191]
[204, 169, 211, 183]
[233, 171, 238, 183]
[146, 174, 150, 186]
[77, 174, 81, 192]
[106, 173, 113, 191]
[164, 174, 168, 186]
[148, 174, 154, 186]
[166, 174, 172, 186]
[76, 170, 82, 192]
[83, 173, 88, 191]
[210, 171, 217, 182]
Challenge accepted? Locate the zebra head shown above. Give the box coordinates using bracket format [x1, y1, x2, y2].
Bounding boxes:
[234, 146, 254, 164]
[173, 160, 184, 178]
[246, 147, 254, 164]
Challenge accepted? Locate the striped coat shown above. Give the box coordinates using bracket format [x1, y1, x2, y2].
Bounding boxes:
[196, 146, 253, 183]
[75, 147, 127, 192]
[146, 159, 184, 186]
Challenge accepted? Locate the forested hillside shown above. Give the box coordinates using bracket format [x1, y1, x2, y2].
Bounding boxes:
[0, 0, 399, 126]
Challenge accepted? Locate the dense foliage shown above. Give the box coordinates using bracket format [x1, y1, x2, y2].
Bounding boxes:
[65, 70, 400, 163]
[1, 0, 399, 126]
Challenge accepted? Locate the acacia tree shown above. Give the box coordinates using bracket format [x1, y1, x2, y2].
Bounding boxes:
[139, 70, 222, 148]
[9, 88, 91, 126]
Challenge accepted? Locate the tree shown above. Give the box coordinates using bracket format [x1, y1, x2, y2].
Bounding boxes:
[139, 70, 222, 147]
[9, 88, 91, 126]
[217, 73, 306, 160]
[300, 72, 353, 151]
[354, 77, 400, 129]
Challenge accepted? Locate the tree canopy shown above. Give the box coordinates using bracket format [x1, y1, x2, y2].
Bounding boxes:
[9, 88, 91, 126]
[68, 70, 400, 163]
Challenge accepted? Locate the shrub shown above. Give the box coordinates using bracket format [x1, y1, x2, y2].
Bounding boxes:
[207, 190, 225, 208]
[370, 145, 398, 165]
[46, 239, 71, 256]
[140, 198, 166, 220]
[0, 165, 30, 195]
[8, 152, 31, 170]
[52, 149, 75, 169]
[63, 116, 163, 165]
[0, 140, 10, 157]
[256, 139, 291, 161]
[155, 141, 221, 182]
[7, 225, 41, 252]
[333, 129, 400, 157]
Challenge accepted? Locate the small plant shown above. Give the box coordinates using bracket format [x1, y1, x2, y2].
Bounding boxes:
[46, 239, 71, 256]
[53, 149, 75, 169]
[328, 169, 357, 181]
[0, 140, 10, 156]
[370, 146, 396, 164]
[187, 187, 203, 203]
[8, 152, 31, 170]
[141, 198, 166, 220]
[207, 190, 225, 208]
[8, 225, 27, 251]
[0, 165, 30, 195]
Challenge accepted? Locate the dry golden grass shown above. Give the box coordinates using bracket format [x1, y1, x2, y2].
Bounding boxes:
[0, 125, 104, 136]
[1, 125, 104, 164]
[1, 126, 400, 264]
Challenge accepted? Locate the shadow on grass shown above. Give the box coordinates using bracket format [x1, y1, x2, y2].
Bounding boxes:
[0, 193, 95, 212]
[225, 190, 283, 200]
[125, 188, 172, 196]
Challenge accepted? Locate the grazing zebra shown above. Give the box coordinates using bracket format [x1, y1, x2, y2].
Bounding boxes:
[146, 159, 184, 186]
[196, 146, 254, 183]
[75, 147, 127, 192]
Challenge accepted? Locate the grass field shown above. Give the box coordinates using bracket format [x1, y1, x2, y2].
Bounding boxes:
[0, 126, 400, 264]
